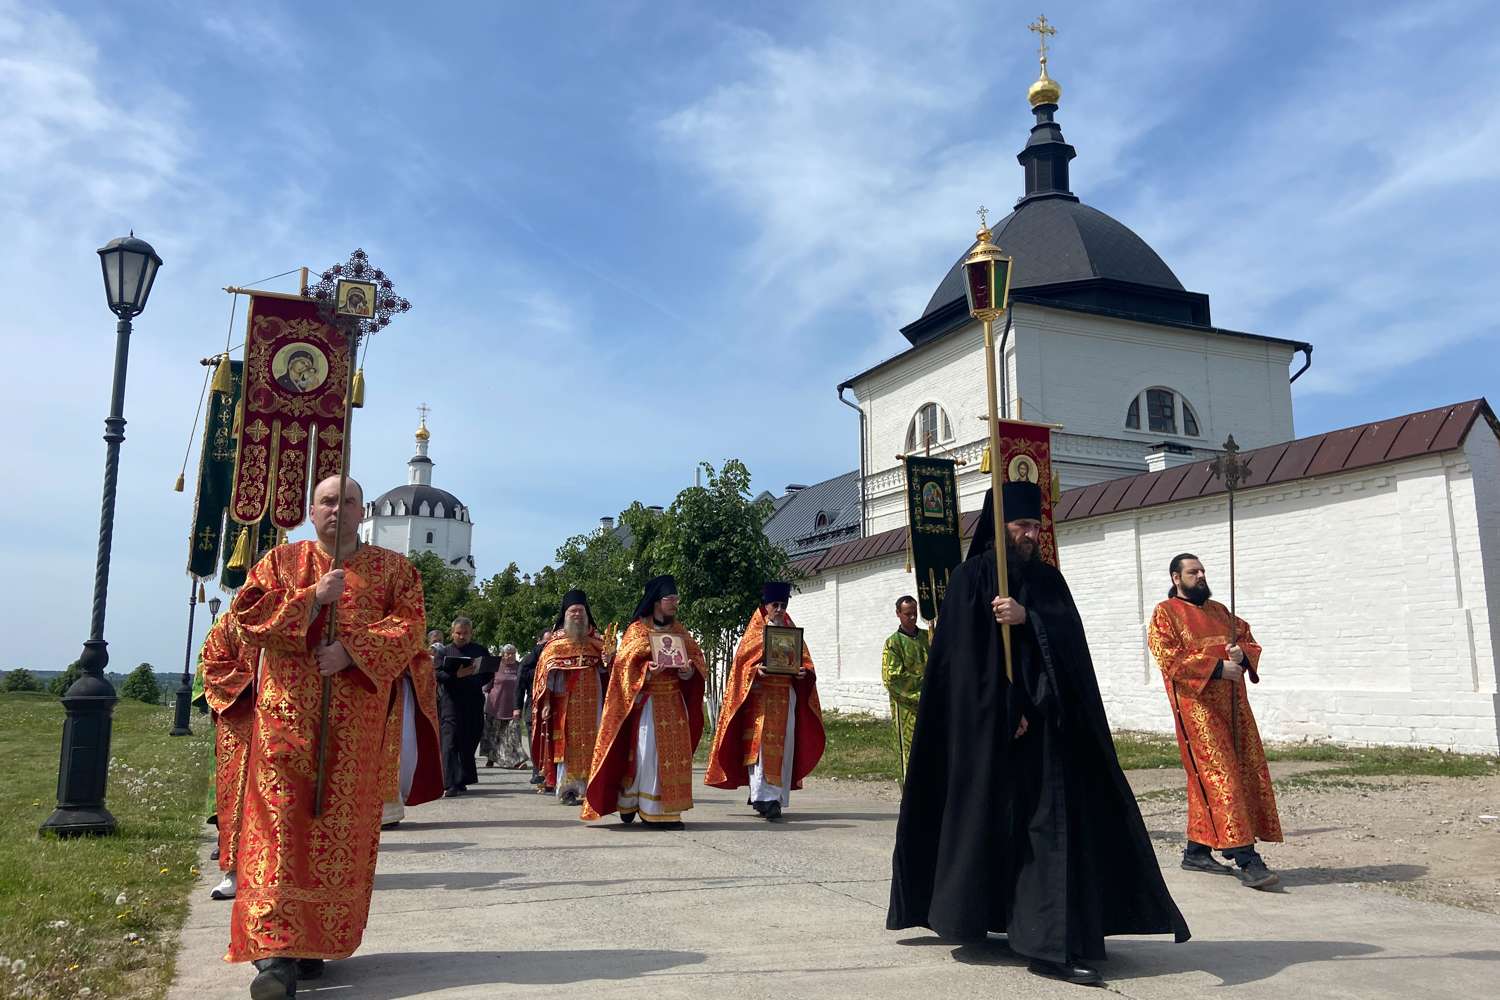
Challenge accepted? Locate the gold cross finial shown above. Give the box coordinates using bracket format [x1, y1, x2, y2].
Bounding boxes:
[1029, 14, 1056, 67]
[977, 205, 990, 230]
[417, 402, 430, 424]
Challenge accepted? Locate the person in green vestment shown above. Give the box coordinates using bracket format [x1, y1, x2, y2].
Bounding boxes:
[881, 595, 929, 770]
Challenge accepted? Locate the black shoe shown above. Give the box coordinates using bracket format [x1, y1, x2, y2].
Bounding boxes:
[210, 845, 221, 861]
[486, 759, 496, 768]
[1237, 860, 1280, 889]
[750, 801, 768, 816]
[529, 772, 545, 785]
[620, 810, 637, 824]
[249, 957, 298, 999]
[763, 801, 782, 821]
[295, 959, 324, 980]
[1181, 853, 1235, 875]
[1027, 958, 1102, 986]
[207, 813, 219, 827]
[560, 791, 581, 807]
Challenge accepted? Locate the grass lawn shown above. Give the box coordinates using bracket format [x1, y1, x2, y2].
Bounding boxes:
[0, 691, 213, 1000]
[816, 712, 1499, 785]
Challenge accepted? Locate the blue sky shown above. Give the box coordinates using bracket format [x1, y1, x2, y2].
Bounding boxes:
[1, 0, 1496, 672]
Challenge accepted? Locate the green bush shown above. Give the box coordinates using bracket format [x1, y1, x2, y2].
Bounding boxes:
[49, 659, 82, 697]
[120, 662, 162, 704]
[0, 669, 42, 693]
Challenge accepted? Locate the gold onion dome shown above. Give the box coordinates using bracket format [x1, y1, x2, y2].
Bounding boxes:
[414, 419, 430, 441]
[1028, 65, 1061, 107]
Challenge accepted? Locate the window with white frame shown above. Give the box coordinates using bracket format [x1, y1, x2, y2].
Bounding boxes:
[905, 402, 953, 452]
[1124, 387, 1201, 437]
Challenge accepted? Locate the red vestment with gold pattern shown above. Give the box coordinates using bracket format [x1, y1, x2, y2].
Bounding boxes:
[379, 649, 444, 807]
[583, 619, 706, 822]
[706, 608, 824, 791]
[1148, 597, 1282, 850]
[530, 634, 607, 789]
[225, 540, 425, 963]
[200, 615, 258, 872]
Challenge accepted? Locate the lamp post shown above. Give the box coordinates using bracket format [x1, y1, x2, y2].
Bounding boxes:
[41, 234, 162, 837]
[208, 596, 222, 620]
[961, 208, 1015, 681]
[170, 580, 198, 737]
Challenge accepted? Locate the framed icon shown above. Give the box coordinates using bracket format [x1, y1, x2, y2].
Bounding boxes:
[650, 632, 690, 672]
[762, 625, 804, 676]
[270, 341, 330, 395]
[335, 278, 378, 320]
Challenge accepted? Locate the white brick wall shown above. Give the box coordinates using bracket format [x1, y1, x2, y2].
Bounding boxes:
[850, 302, 1297, 535]
[810, 433, 1500, 754]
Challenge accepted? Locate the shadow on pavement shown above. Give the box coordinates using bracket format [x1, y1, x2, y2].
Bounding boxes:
[377, 840, 476, 853]
[327, 948, 707, 996]
[1111, 938, 1384, 986]
[373, 871, 523, 892]
[1277, 863, 1428, 886]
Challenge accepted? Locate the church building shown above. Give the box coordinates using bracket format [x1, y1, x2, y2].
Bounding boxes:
[778, 47, 1500, 753]
[360, 410, 477, 576]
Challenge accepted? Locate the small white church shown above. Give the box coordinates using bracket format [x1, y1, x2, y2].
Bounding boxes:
[770, 57, 1500, 753]
[359, 410, 477, 576]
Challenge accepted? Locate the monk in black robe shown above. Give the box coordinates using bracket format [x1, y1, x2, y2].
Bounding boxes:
[887, 482, 1189, 987]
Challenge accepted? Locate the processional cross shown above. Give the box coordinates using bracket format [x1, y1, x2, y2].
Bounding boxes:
[1209, 435, 1258, 682]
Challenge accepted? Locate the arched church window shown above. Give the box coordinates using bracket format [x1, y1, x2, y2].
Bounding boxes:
[395, 500, 407, 515]
[905, 402, 953, 452]
[418, 501, 431, 517]
[1125, 387, 1202, 438]
[379, 500, 393, 516]
[425, 531, 434, 544]
[815, 511, 830, 529]
[434, 502, 446, 518]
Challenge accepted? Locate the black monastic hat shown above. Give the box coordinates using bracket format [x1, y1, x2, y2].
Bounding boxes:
[965, 482, 1045, 560]
[632, 575, 678, 621]
[761, 581, 792, 605]
[554, 588, 596, 629]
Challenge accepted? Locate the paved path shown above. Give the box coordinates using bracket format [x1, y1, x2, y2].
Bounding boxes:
[170, 767, 1500, 999]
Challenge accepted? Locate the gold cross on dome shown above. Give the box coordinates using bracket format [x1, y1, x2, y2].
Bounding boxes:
[416, 402, 430, 423]
[976, 205, 990, 230]
[1029, 14, 1057, 64]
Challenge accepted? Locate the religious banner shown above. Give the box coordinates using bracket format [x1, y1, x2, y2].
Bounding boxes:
[904, 455, 962, 620]
[995, 418, 1059, 567]
[187, 360, 243, 578]
[228, 292, 351, 530]
[219, 515, 280, 591]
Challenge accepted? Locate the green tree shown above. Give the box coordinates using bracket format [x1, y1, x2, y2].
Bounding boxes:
[409, 551, 477, 640]
[648, 459, 794, 726]
[49, 659, 82, 697]
[120, 662, 162, 704]
[0, 668, 43, 693]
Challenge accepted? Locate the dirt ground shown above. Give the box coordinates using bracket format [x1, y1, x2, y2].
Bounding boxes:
[812, 761, 1500, 914]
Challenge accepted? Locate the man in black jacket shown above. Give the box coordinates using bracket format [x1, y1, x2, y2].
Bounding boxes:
[436, 617, 489, 796]
[887, 483, 1189, 987]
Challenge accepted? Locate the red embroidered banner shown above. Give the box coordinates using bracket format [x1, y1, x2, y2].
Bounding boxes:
[229, 293, 350, 530]
[995, 418, 1059, 568]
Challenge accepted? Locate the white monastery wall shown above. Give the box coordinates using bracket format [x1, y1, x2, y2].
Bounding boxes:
[361, 516, 475, 576]
[813, 437, 1500, 753]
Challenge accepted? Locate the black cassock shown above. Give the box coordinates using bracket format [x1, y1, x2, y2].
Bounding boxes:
[437, 641, 489, 788]
[887, 505, 1189, 964]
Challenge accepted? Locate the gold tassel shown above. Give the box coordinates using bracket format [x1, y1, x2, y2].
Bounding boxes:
[276, 528, 289, 545]
[227, 527, 253, 571]
[210, 353, 234, 394]
[1051, 470, 1061, 502]
[231, 399, 243, 439]
[173, 472, 185, 492]
[350, 367, 366, 408]
[980, 446, 992, 475]
[198, 581, 207, 603]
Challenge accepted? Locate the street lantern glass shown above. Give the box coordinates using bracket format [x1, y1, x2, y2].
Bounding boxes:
[963, 253, 1012, 317]
[97, 235, 163, 318]
[208, 597, 222, 617]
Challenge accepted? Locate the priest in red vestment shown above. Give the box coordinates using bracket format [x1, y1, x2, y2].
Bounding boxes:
[1148, 553, 1283, 890]
[706, 582, 824, 820]
[531, 590, 609, 806]
[583, 576, 707, 829]
[379, 647, 444, 828]
[199, 613, 258, 902]
[225, 475, 426, 999]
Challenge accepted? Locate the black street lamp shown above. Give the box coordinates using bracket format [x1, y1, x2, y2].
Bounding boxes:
[208, 596, 222, 619]
[170, 580, 198, 737]
[40, 234, 162, 837]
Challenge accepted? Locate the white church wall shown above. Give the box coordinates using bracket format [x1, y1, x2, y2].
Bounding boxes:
[812, 439, 1500, 753]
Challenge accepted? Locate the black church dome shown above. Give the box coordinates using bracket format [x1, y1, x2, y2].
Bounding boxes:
[371, 484, 467, 520]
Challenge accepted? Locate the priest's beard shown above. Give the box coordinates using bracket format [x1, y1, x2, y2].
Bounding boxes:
[1005, 536, 1039, 564]
[563, 619, 587, 642]
[1178, 581, 1212, 605]
[653, 613, 675, 627]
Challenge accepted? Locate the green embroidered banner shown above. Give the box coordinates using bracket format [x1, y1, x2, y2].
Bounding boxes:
[187, 361, 242, 578]
[903, 456, 962, 621]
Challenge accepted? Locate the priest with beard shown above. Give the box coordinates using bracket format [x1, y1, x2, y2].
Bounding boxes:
[583, 575, 707, 829]
[532, 590, 609, 806]
[1148, 554, 1282, 889]
[887, 481, 1189, 988]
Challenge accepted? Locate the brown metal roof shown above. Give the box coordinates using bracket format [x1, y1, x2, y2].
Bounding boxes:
[795, 399, 1493, 577]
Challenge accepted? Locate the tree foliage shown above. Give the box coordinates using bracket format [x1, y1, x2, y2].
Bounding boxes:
[120, 662, 162, 704]
[0, 668, 43, 693]
[49, 660, 82, 697]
